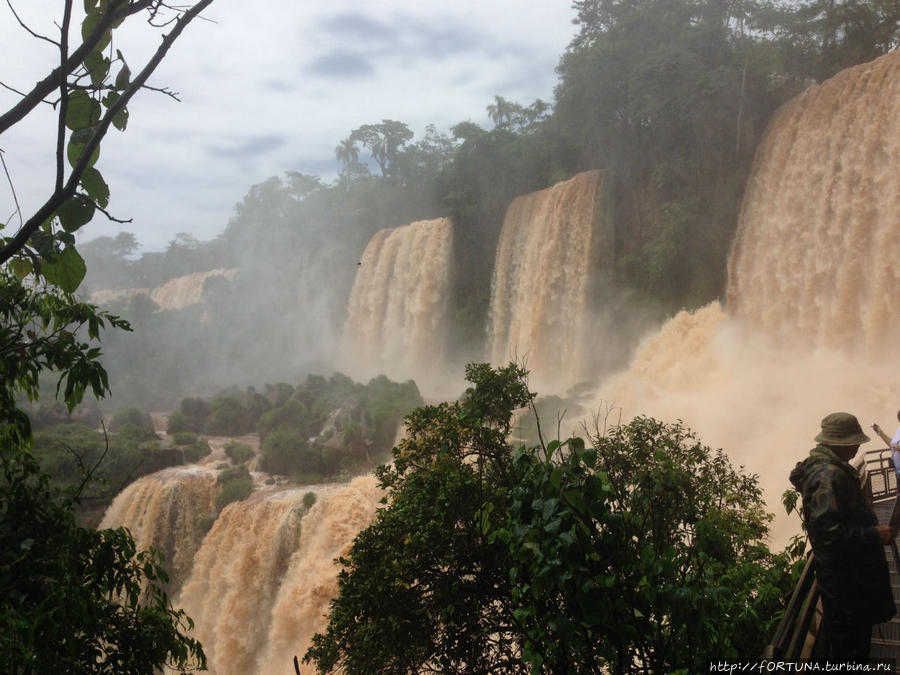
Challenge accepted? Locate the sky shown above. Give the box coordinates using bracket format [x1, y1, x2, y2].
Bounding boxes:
[1, 1, 578, 253]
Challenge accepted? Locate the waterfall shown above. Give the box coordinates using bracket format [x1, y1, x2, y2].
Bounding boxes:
[727, 51, 900, 354]
[488, 170, 612, 392]
[89, 268, 236, 310]
[340, 218, 454, 386]
[173, 477, 381, 675]
[591, 51, 900, 545]
[99, 467, 217, 591]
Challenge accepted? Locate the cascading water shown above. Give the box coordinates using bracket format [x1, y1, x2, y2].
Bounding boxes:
[593, 51, 900, 543]
[488, 170, 612, 392]
[99, 467, 217, 591]
[172, 477, 381, 675]
[89, 268, 236, 310]
[340, 218, 454, 387]
[727, 51, 900, 354]
[95, 52, 900, 670]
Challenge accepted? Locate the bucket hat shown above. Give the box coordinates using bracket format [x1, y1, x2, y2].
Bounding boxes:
[814, 412, 871, 446]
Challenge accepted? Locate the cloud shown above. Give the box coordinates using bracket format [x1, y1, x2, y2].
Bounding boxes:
[205, 134, 289, 160]
[305, 51, 376, 79]
[318, 13, 397, 42]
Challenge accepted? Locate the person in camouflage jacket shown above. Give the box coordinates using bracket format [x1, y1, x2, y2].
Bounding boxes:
[790, 412, 895, 661]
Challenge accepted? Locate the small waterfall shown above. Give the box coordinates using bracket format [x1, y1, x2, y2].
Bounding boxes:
[173, 477, 382, 675]
[488, 170, 611, 392]
[99, 467, 217, 591]
[90, 268, 236, 310]
[340, 218, 454, 385]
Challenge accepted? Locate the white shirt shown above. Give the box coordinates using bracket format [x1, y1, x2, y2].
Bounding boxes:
[891, 426, 900, 475]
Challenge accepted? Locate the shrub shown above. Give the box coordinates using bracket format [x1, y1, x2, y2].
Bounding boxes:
[204, 396, 245, 436]
[261, 429, 320, 478]
[182, 439, 211, 463]
[302, 491, 317, 511]
[171, 431, 199, 446]
[167, 410, 188, 434]
[109, 407, 155, 435]
[215, 465, 253, 511]
[168, 398, 209, 434]
[257, 397, 310, 443]
[224, 441, 255, 464]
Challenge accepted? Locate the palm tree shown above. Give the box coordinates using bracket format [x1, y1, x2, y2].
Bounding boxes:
[334, 137, 359, 168]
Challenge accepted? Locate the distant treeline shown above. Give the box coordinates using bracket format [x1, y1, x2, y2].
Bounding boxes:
[80, 0, 900, 406]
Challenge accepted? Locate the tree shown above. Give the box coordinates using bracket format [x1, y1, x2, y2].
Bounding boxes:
[349, 119, 414, 177]
[0, 271, 206, 673]
[1, 0, 214, 288]
[304, 364, 800, 674]
[1, 3, 213, 671]
[486, 95, 522, 130]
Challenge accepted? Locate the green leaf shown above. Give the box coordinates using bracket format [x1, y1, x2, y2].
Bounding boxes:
[67, 128, 100, 168]
[57, 194, 96, 232]
[42, 248, 87, 292]
[112, 105, 129, 132]
[82, 10, 111, 54]
[9, 258, 33, 280]
[84, 50, 111, 86]
[65, 90, 101, 130]
[115, 61, 131, 90]
[80, 167, 109, 208]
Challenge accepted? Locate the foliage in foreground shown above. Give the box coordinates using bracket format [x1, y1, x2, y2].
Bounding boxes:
[0, 271, 206, 672]
[0, 449, 205, 674]
[305, 363, 800, 674]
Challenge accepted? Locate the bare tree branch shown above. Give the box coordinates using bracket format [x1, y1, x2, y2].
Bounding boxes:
[0, 148, 22, 228]
[0, 0, 154, 135]
[56, 0, 74, 194]
[6, 0, 60, 47]
[0, 0, 214, 265]
[0, 80, 29, 98]
[93, 201, 133, 224]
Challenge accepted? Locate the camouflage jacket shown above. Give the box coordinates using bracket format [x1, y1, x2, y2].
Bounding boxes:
[789, 445, 895, 626]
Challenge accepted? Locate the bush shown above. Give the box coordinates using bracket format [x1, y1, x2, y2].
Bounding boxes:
[168, 398, 210, 434]
[204, 396, 247, 436]
[303, 491, 317, 511]
[261, 429, 322, 478]
[182, 438, 211, 463]
[166, 410, 188, 434]
[171, 431, 198, 446]
[224, 441, 255, 464]
[215, 465, 253, 511]
[109, 407, 155, 435]
[257, 397, 310, 443]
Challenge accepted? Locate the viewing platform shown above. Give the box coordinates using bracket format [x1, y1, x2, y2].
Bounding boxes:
[767, 448, 900, 666]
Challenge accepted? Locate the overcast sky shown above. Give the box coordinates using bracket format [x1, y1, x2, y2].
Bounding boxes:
[1, 1, 577, 253]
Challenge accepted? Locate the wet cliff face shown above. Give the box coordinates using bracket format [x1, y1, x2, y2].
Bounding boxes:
[727, 50, 900, 356]
[340, 217, 454, 389]
[488, 170, 612, 393]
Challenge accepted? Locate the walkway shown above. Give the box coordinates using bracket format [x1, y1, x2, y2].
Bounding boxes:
[870, 499, 900, 663]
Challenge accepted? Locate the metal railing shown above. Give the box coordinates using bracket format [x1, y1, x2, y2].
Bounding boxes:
[764, 447, 898, 659]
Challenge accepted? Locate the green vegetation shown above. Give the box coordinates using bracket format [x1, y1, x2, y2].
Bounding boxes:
[304, 364, 800, 673]
[224, 440, 255, 464]
[1, 3, 213, 670]
[181, 437, 211, 463]
[215, 465, 254, 511]
[108, 407, 155, 435]
[79, 0, 900, 411]
[170, 430, 199, 445]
